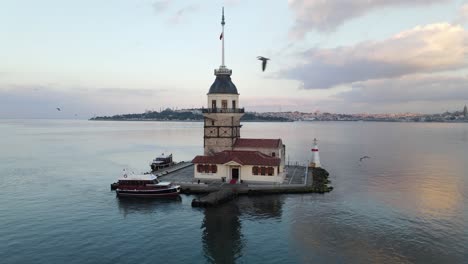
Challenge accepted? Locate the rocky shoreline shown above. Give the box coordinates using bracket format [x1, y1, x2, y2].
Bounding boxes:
[311, 167, 333, 193]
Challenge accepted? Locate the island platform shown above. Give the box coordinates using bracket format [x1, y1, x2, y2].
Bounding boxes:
[152, 162, 332, 207]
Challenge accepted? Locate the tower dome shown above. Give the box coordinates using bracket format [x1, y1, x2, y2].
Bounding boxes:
[208, 67, 238, 94]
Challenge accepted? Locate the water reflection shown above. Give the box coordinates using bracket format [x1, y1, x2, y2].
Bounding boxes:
[201, 202, 243, 264]
[366, 151, 464, 218]
[201, 195, 284, 263]
[238, 195, 284, 220]
[117, 196, 182, 217]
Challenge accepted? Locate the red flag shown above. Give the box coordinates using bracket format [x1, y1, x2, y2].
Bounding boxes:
[219, 32, 223, 40]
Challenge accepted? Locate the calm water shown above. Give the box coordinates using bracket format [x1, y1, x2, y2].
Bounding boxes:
[0, 120, 467, 264]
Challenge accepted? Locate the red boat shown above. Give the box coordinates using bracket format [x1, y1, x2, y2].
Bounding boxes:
[115, 173, 180, 198]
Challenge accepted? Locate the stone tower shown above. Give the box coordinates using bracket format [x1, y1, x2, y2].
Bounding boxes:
[203, 7, 244, 155]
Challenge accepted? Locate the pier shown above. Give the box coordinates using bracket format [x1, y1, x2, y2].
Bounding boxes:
[191, 187, 238, 207]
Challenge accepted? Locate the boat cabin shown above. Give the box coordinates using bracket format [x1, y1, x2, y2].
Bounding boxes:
[117, 174, 171, 190]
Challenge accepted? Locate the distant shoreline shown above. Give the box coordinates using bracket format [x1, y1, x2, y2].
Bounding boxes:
[88, 118, 293, 122]
[88, 107, 468, 123]
[88, 118, 468, 123]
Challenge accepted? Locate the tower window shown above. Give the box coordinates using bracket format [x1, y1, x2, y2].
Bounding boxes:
[222, 100, 228, 109]
[272, 152, 276, 157]
[212, 100, 216, 109]
[232, 100, 236, 109]
[211, 120, 215, 126]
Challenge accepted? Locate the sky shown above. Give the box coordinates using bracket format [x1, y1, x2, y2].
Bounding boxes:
[1, 0, 467, 118]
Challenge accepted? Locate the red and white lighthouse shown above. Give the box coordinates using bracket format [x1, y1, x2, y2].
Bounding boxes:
[309, 138, 321, 168]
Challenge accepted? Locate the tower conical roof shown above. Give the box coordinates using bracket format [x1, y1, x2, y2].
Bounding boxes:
[208, 68, 238, 94]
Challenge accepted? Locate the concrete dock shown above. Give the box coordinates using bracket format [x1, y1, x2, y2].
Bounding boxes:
[191, 187, 238, 207]
[158, 164, 324, 193]
[154, 162, 331, 207]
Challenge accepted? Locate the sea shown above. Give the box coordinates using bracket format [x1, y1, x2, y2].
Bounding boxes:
[0, 120, 466, 264]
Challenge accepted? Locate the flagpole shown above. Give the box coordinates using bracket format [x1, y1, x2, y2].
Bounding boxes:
[221, 7, 225, 67]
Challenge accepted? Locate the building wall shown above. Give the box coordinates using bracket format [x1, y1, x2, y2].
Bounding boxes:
[232, 146, 281, 158]
[207, 94, 239, 109]
[239, 165, 284, 183]
[194, 164, 229, 180]
[194, 164, 285, 183]
[203, 112, 243, 155]
[232, 144, 286, 174]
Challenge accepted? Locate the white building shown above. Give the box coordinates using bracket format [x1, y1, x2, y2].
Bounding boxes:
[192, 8, 286, 184]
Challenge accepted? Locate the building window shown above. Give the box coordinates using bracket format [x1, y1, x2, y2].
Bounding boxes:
[252, 166, 275, 176]
[272, 152, 276, 157]
[232, 100, 236, 109]
[252, 166, 258, 175]
[212, 100, 216, 109]
[211, 120, 215, 126]
[268, 167, 274, 176]
[222, 100, 228, 109]
[197, 164, 217, 174]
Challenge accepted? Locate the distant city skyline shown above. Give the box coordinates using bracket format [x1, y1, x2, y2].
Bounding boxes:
[1, 0, 468, 119]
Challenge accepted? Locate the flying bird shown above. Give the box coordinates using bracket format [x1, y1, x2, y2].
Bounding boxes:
[257, 56, 270, 72]
[359, 156, 371, 162]
[56, 107, 61, 111]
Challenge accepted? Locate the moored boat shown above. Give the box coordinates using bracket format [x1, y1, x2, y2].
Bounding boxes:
[150, 153, 174, 171]
[115, 173, 180, 198]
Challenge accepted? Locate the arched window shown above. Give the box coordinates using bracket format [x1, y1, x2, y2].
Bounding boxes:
[197, 164, 203, 172]
[211, 165, 217, 173]
[260, 167, 266, 175]
[204, 164, 209, 173]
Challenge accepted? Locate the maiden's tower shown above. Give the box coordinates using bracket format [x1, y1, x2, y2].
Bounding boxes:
[192, 8, 286, 184]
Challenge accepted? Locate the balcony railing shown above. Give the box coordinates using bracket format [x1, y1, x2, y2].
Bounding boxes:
[202, 107, 245, 114]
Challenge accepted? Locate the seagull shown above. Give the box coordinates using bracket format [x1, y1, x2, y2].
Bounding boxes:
[359, 156, 371, 162]
[56, 107, 61, 111]
[257, 56, 270, 72]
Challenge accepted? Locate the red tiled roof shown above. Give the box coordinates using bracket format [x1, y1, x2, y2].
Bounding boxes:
[192, 150, 281, 166]
[233, 138, 281, 149]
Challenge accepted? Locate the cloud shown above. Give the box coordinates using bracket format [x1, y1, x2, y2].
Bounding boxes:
[153, 0, 172, 14]
[335, 74, 468, 103]
[288, 0, 449, 37]
[169, 4, 199, 24]
[455, 3, 468, 24]
[280, 23, 468, 89]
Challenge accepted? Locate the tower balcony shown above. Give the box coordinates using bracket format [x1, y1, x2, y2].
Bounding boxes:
[215, 67, 232, 76]
[202, 107, 245, 114]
